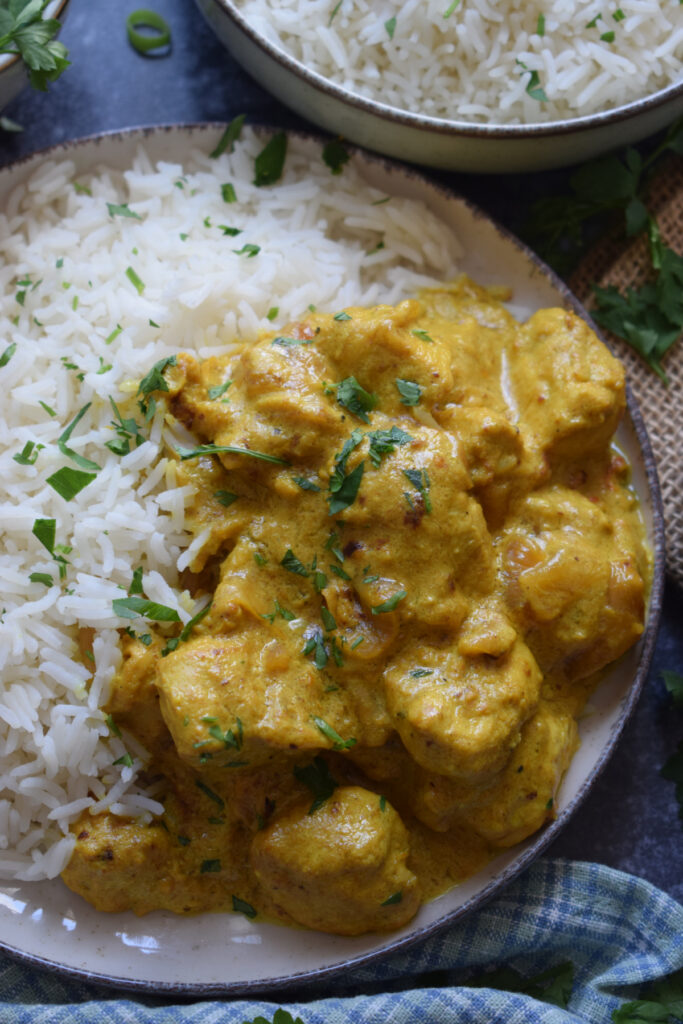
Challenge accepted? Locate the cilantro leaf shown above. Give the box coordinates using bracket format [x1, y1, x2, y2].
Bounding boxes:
[280, 548, 310, 577]
[112, 596, 181, 622]
[395, 378, 421, 405]
[210, 114, 245, 158]
[312, 716, 356, 750]
[328, 459, 364, 515]
[253, 132, 287, 187]
[367, 425, 413, 466]
[335, 376, 378, 423]
[293, 756, 338, 813]
[322, 138, 350, 175]
[57, 403, 101, 472]
[403, 467, 432, 512]
[371, 590, 406, 614]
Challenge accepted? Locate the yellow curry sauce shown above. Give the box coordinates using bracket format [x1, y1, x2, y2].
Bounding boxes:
[61, 277, 650, 935]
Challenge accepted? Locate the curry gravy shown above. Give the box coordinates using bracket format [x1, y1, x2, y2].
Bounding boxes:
[62, 278, 650, 935]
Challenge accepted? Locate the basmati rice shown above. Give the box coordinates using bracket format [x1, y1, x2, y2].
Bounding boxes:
[0, 128, 463, 881]
[234, 0, 683, 124]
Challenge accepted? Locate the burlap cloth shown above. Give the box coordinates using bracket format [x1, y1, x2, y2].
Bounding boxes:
[569, 156, 683, 588]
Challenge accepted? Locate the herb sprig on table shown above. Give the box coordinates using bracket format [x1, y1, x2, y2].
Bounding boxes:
[525, 117, 683, 381]
[0, 0, 70, 92]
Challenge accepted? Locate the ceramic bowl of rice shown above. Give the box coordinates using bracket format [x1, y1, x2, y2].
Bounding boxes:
[195, 0, 683, 172]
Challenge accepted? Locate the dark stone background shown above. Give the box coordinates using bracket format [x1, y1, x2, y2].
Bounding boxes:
[2, 0, 681, 904]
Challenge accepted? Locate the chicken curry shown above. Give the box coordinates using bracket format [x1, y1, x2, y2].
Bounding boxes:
[62, 277, 649, 935]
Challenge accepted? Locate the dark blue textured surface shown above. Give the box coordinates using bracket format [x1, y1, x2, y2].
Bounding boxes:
[1, 0, 681, 904]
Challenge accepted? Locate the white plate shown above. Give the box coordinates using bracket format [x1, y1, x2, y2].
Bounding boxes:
[0, 124, 665, 997]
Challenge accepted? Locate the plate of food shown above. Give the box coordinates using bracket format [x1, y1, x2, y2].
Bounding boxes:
[0, 123, 664, 995]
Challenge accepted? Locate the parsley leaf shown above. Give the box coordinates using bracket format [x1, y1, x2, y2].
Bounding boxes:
[0, 1, 70, 92]
[46, 466, 97, 501]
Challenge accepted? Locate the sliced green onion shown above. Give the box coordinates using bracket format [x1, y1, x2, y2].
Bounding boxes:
[126, 9, 172, 54]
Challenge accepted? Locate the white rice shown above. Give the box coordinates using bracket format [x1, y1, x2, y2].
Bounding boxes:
[234, 0, 683, 124]
[0, 128, 463, 881]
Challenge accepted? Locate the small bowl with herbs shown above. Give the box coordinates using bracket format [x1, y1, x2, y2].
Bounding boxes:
[0, 0, 70, 118]
[196, 0, 683, 173]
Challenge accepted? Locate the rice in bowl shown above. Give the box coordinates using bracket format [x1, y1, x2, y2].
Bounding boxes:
[231, 0, 683, 124]
[0, 127, 464, 882]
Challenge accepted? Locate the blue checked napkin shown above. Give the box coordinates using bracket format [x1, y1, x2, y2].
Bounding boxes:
[1, 859, 682, 1023]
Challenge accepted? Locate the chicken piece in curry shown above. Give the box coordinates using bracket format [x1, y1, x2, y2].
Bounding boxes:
[62, 277, 649, 935]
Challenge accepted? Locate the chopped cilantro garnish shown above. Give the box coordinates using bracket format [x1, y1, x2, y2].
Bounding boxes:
[381, 891, 402, 906]
[112, 596, 180, 622]
[333, 310, 352, 321]
[232, 243, 260, 258]
[113, 753, 134, 768]
[105, 324, 123, 345]
[57, 403, 101, 472]
[322, 139, 351, 175]
[536, 13, 545, 35]
[335, 376, 378, 423]
[214, 490, 238, 507]
[107, 202, 141, 221]
[293, 475, 321, 492]
[411, 328, 435, 344]
[232, 895, 257, 918]
[253, 132, 287, 187]
[210, 114, 245, 158]
[263, 599, 296, 624]
[221, 182, 237, 203]
[46, 466, 97, 501]
[321, 606, 337, 631]
[207, 380, 232, 400]
[266, 306, 279, 321]
[444, 0, 459, 14]
[175, 443, 288, 466]
[32, 518, 56, 555]
[384, 15, 396, 38]
[125, 266, 145, 294]
[0, 342, 16, 367]
[195, 780, 225, 808]
[29, 572, 53, 586]
[281, 548, 310, 577]
[409, 668, 434, 678]
[294, 755, 338, 813]
[371, 590, 407, 614]
[200, 859, 221, 873]
[403, 467, 432, 512]
[312, 716, 356, 750]
[395, 378, 421, 405]
[367, 425, 413, 466]
[13, 440, 42, 466]
[271, 335, 314, 348]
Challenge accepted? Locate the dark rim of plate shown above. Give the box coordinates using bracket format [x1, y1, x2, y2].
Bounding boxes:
[0, 122, 667, 998]
[206, 0, 683, 139]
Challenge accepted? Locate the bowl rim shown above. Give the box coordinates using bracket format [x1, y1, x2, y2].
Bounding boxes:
[0, 121, 667, 998]
[0, 0, 71, 74]
[206, 0, 683, 138]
